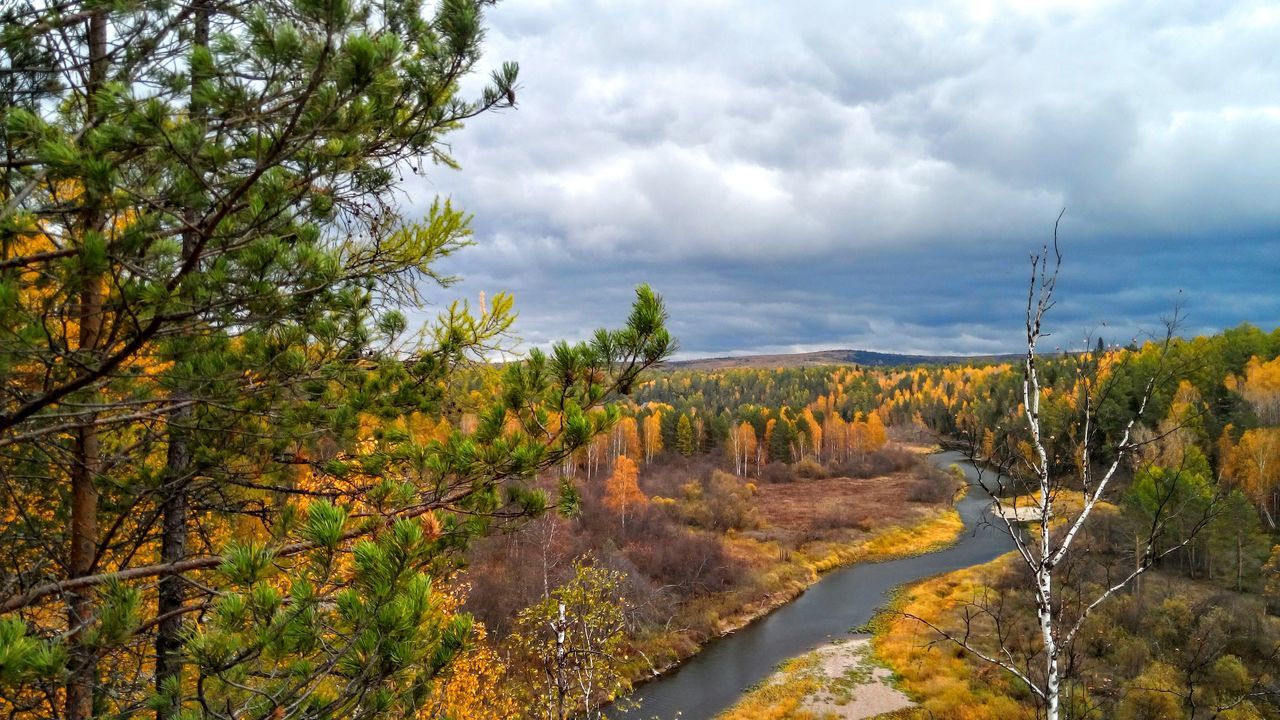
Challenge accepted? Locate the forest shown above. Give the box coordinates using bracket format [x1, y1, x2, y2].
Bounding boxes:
[1, 1, 1278, 719]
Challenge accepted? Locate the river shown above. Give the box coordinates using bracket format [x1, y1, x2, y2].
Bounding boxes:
[614, 450, 1016, 720]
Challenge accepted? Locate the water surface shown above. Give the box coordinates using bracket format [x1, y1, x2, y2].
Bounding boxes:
[615, 451, 1014, 720]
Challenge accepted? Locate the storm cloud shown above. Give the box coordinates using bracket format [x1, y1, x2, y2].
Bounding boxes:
[402, 0, 1280, 357]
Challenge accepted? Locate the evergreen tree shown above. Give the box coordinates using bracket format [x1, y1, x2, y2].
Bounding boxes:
[769, 418, 794, 464]
[0, 2, 674, 718]
[676, 413, 695, 456]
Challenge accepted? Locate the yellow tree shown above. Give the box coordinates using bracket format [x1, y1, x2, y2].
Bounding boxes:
[418, 599, 515, 720]
[1133, 382, 1202, 470]
[823, 413, 849, 462]
[616, 416, 641, 460]
[1232, 428, 1280, 528]
[1238, 356, 1280, 425]
[585, 433, 610, 480]
[728, 421, 757, 477]
[981, 428, 997, 461]
[1264, 545, 1280, 613]
[604, 456, 647, 527]
[641, 412, 663, 464]
[865, 412, 888, 452]
[851, 413, 869, 457]
[801, 409, 823, 461]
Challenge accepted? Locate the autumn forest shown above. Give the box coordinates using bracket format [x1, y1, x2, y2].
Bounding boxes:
[1, 1, 1278, 720]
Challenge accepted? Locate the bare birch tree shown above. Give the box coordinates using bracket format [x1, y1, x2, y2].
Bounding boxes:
[908, 228, 1226, 720]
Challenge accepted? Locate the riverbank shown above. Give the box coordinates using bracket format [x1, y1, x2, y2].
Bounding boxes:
[625, 450, 967, 681]
[869, 525, 1280, 719]
[868, 553, 1027, 720]
[719, 636, 913, 719]
[615, 451, 1015, 720]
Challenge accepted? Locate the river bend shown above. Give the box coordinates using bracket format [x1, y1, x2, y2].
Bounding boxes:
[616, 450, 1015, 720]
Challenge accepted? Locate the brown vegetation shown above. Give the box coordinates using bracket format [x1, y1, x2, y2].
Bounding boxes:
[462, 443, 964, 695]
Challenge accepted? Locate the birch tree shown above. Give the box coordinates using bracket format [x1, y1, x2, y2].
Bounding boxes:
[909, 231, 1222, 720]
[509, 557, 632, 720]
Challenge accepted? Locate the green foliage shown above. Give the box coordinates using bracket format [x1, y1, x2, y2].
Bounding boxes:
[676, 413, 695, 456]
[0, 619, 66, 684]
[187, 512, 469, 719]
[0, 1, 673, 716]
[507, 556, 632, 720]
[1125, 451, 1213, 532]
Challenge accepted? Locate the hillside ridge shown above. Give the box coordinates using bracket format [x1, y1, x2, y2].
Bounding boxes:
[665, 348, 1022, 371]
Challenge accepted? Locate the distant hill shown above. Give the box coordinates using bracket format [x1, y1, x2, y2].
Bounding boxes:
[664, 348, 1022, 371]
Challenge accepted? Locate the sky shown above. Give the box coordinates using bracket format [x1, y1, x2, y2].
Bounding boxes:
[404, 0, 1280, 358]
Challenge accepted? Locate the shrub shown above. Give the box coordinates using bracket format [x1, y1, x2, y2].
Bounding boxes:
[827, 445, 918, 479]
[907, 465, 955, 503]
[662, 471, 760, 531]
[793, 458, 825, 479]
[760, 462, 794, 483]
[1116, 662, 1187, 720]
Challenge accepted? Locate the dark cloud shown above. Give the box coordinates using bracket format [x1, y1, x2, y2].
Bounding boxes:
[403, 0, 1280, 357]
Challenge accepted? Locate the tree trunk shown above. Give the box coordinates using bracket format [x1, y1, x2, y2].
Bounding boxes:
[67, 11, 108, 720]
[156, 6, 208, 714]
[1038, 563, 1060, 720]
[67, 424, 101, 720]
[1236, 533, 1244, 593]
[1134, 532, 1143, 599]
[155, 412, 190, 719]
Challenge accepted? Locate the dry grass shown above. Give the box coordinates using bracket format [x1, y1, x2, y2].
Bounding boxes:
[756, 472, 929, 535]
[627, 501, 966, 679]
[628, 457, 967, 687]
[801, 508, 964, 574]
[870, 554, 1034, 720]
[718, 652, 827, 720]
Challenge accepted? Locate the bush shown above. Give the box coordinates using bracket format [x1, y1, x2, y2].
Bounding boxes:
[827, 445, 917, 479]
[625, 526, 742, 598]
[662, 471, 759, 531]
[907, 465, 956, 503]
[1116, 662, 1187, 720]
[760, 462, 794, 483]
[793, 458, 825, 479]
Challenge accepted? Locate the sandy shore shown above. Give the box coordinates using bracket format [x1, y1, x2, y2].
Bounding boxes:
[720, 635, 915, 719]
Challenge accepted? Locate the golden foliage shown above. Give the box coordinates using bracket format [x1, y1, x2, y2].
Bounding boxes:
[872, 555, 1033, 720]
[804, 507, 964, 575]
[604, 455, 647, 525]
[1237, 355, 1280, 424]
[421, 624, 516, 720]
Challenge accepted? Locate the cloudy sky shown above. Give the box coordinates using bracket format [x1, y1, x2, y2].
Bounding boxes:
[405, 0, 1280, 358]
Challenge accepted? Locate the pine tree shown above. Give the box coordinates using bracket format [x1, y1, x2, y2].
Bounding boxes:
[768, 418, 794, 464]
[676, 414, 695, 456]
[0, 2, 674, 717]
